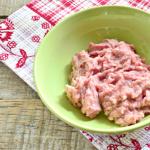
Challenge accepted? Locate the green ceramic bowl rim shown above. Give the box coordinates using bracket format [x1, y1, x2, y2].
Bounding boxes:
[34, 5, 150, 133]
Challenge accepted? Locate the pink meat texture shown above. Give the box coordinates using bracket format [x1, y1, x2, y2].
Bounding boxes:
[65, 39, 150, 126]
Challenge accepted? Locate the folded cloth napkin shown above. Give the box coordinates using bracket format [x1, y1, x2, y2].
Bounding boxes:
[0, 0, 150, 149]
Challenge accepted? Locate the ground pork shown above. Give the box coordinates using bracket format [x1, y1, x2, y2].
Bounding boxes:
[65, 39, 150, 126]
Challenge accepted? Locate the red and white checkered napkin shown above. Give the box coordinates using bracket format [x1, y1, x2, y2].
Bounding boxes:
[0, 0, 150, 149]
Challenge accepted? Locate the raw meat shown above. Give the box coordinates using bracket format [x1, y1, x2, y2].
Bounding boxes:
[65, 39, 150, 126]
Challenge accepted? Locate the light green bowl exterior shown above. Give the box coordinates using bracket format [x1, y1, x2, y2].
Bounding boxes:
[34, 6, 150, 133]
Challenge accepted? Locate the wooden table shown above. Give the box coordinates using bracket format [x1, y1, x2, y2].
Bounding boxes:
[0, 1, 96, 149]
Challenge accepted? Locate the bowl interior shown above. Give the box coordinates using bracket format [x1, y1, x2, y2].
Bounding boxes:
[35, 6, 150, 133]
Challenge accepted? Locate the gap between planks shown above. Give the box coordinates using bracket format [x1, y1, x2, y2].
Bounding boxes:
[0, 16, 7, 19]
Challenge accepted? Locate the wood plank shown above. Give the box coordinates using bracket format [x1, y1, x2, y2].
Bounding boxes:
[0, 62, 38, 99]
[0, 99, 95, 150]
[0, 1, 96, 149]
[0, 0, 30, 16]
[0, 64, 95, 150]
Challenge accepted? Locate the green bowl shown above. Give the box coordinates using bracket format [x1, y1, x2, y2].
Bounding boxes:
[34, 6, 150, 133]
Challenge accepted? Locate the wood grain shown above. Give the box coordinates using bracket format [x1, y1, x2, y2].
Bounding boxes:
[0, 99, 95, 150]
[0, 62, 38, 100]
[0, 1, 96, 150]
[0, 0, 30, 16]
